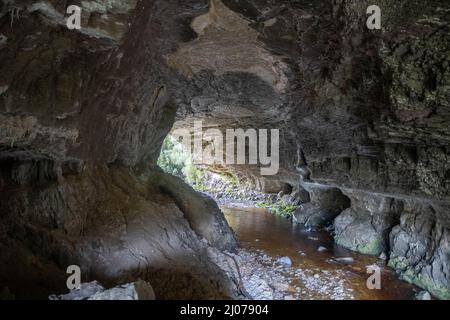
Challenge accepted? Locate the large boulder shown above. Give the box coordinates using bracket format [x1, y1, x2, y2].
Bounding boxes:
[388, 203, 450, 300]
[293, 186, 350, 228]
[333, 192, 402, 256]
[154, 172, 237, 251]
[293, 203, 337, 229]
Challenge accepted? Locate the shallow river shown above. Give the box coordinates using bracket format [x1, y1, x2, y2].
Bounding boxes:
[223, 205, 420, 300]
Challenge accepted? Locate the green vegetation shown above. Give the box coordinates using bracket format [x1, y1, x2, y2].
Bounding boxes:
[158, 135, 244, 193]
[256, 199, 298, 218]
[157, 135, 189, 177]
[184, 161, 208, 191]
[157, 135, 208, 191]
[389, 256, 450, 300]
[220, 172, 240, 187]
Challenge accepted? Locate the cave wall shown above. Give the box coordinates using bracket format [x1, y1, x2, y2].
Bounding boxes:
[166, 0, 450, 298]
[0, 162, 238, 299]
[0, 0, 240, 299]
[0, 0, 449, 299]
[293, 0, 450, 298]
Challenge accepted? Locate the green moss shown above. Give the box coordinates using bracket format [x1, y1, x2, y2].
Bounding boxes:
[356, 238, 383, 256]
[389, 256, 450, 300]
[219, 172, 240, 188]
[335, 230, 384, 256]
[256, 199, 297, 218]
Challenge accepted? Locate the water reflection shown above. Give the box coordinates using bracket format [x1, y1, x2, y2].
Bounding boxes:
[223, 206, 419, 300]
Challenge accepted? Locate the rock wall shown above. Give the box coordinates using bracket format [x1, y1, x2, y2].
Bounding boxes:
[0, 0, 240, 299]
[166, 0, 450, 298]
[389, 202, 450, 299]
[298, 1, 450, 298]
[0, 161, 239, 299]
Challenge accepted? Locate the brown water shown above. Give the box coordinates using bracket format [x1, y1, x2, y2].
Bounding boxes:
[223, 205, 420, 300]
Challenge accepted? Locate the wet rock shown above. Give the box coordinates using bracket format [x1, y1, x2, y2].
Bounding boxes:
[89, 280, 155, 301]
[245, 275, 274, 300]
[153, 172, 238, 251]
[379, 252, 388, 261]
[389, 203, 450, 300]
[50, 280, 155, 300]
[271, 282, 289, 292]
[416, 291, 432, 300]
[281, 194, 301, 206]
[317, 246, 328, 252]
[276, 256, 292, 267]
[221, 249, 304, 300]
[296, 186, 311, 204]
[49, 281, 105, 300]
[293, 203, 336, 229]
[334, 192, 403, 256]
[334, 257, 354, 264]
[293, 187, 350, 228]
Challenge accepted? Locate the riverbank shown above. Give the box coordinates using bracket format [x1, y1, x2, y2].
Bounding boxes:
[222, 205, 425, 300]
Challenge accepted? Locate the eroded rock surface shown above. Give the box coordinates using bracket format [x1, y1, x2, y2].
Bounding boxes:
[294, 187, 350, 229]
[389, 202, 450, 300]
[0, 164, 239, 299]
[50, 279, 156, 300]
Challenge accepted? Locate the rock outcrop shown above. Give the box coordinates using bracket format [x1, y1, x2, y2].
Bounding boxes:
[389, 202, 450, 300]
[0, 164, 239, 299]
[50, 279, 156, 300]
[293, 186, 350, 229]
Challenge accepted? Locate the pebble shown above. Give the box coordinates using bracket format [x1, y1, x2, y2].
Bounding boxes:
[416, 291, 432, 300]
[216, 247, 354, 300]
[277, 256, 293, 267]
[335, 257, 354, 264]
[379, 252, 388, 260]
[272, 282, 289, 291]
[317, 246, 328, 252]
